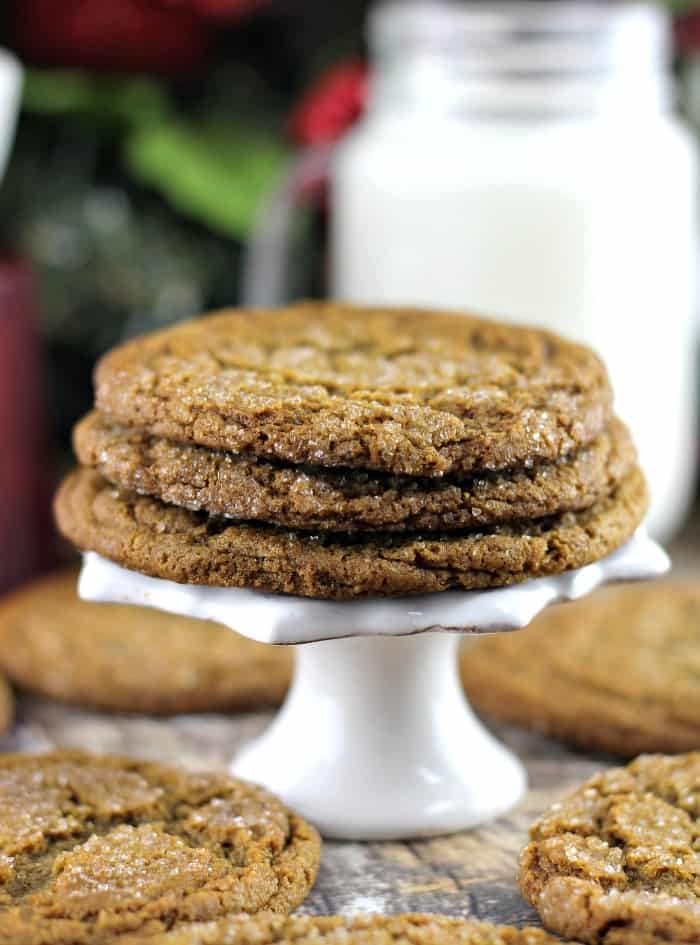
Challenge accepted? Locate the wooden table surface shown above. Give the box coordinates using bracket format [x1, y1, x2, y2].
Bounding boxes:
[0, 515, 697, 930]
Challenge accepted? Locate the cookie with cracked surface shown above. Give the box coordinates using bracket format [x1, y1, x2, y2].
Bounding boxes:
[0, 570, 292, 714]
[519, 753, 700, 944]
[119, 913, 580, 945]
[94, 303, 613, 478]
[55, 465, 647, 600]
[0, 750, 320, 945]
[75, 411, 635, 533]
[461, 581, 700, 757]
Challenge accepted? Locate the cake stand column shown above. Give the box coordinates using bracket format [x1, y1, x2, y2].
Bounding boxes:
[79, 533, 669, 842]
[231, 632, 526, 840]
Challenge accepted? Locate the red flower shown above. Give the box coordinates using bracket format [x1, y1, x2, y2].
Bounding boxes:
[289, 60, 369, 148]
[9, 0, 211, 76]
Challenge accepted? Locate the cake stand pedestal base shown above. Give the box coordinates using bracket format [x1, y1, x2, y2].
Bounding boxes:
[79, 530, 669, 841]
[232, 633, 525, 840]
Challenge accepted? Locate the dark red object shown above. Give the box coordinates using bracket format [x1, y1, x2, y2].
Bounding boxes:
[289, 60, 369, 148]
[9, 0, 210, 76]
[0, 258, 47, 596]
[155, 0, 269, 21]
[676, 12, 700, 55]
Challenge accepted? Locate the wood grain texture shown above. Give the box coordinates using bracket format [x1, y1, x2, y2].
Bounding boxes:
[0, 516, 695, 929]
[0, 695, 611, 929]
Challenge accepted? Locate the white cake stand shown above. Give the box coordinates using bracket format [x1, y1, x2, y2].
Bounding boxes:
[80, 530, 668, 841]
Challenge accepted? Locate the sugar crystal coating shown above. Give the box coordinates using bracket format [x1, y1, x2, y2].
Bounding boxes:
[94, 303, 613, 478]
[74, 412, 635, 534]
[0, 751, 320, 944]
[54, 465, 647, 599]
[118, 912, 581, 945]
[520, 753, 700, 944]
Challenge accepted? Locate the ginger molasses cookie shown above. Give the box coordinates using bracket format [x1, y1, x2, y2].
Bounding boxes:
[520, 753, 700, 944]
[119, 913, 580, 945]
[75, 411, 635, 533]
[461, 581, 700, 757]
[94, 303, 613, 478]
[55, 466, 647, 600]
[0, 570, 292, 714]
[0, 750, 320, 945]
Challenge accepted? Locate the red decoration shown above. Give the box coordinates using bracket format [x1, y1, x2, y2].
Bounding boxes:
[289, 60, 369, 148]
[676, 12, 700, 55]
[155, 0, 269, 21]
[0, 257, 48, 595]
[9, 0, 210, 76]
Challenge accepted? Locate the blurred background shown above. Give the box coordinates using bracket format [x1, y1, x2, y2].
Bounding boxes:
[0, 0, 699, 595]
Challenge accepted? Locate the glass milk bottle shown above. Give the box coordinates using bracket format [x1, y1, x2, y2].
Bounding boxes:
[331, 1, 698, 541]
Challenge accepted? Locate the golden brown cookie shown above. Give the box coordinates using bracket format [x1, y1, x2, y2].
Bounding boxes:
[461, 581, 700, 757]
[55, 466, 647, 600]
[0, 750, 320, 945]
[94, 303, 613, 478]
[0, 570, 292, 714]
[0, 675, 13, 735]
[75, 411, 635, 533]
[119, 913, 579, 945]
[519, 753, 700, 944]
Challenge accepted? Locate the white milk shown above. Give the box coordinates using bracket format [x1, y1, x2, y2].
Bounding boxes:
[332, 1, 698, 540]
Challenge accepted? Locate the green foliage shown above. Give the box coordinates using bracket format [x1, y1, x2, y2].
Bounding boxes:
[22, 70, 168, 129]
[125, 119, 289, 240]
[665, 0, 699, 14]
[19, 69, 290, 240]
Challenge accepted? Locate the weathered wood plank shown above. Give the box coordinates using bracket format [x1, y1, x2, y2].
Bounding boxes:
[0, 696, 613, 927]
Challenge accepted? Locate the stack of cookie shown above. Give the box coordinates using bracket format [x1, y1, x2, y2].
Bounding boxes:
[56, 303, 647, 599]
